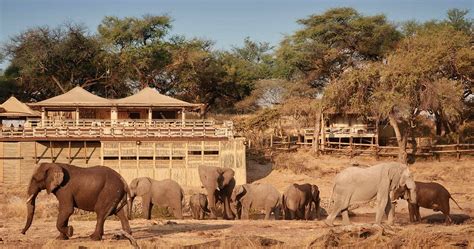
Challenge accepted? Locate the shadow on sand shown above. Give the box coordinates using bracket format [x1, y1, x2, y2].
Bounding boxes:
[423, 213, 471, 224]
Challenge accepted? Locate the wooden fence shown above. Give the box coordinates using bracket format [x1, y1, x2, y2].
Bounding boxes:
[263, 135, 474, 160]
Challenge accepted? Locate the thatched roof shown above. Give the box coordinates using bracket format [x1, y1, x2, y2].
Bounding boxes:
[0, 96, 40, 117]
[113, 87, 200, 109]
[31, 86, 111, 107]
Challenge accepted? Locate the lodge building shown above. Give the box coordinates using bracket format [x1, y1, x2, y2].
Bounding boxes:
[0, 87, 246, 186]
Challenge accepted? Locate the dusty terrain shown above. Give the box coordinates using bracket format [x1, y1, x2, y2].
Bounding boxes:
[0, 151, 473, 248]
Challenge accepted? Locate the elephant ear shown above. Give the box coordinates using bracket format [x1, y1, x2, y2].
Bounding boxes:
[136, 177, 152, 196]
[387, 165, 404, 191]
[311, 185, 320, 201]
[234, 185, 247, 201]
[45, 164, 64, 194]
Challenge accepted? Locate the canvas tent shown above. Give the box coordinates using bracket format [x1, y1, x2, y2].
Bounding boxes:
[113, 87, 200, 109]
[30, 86, 111, 107]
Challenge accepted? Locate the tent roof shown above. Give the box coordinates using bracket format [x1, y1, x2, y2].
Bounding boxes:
[0, 96, 40, 117]
[114, 87, 200, 108]
[31, 86, 112, 107]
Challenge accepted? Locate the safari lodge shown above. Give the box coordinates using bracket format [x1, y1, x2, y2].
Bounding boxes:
[0, 87, 246, 186]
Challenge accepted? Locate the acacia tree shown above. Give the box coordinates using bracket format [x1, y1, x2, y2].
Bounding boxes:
[98, 14, 172, 89]
[275, 7, 400, 88]
[3, 24, 119, 100]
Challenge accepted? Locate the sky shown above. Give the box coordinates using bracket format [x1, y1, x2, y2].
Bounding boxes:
[0, 0, 473, 69]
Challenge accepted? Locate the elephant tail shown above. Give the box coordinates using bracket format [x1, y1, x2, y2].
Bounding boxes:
[450, 196, 463, 210]
[114, 175, 132, 216]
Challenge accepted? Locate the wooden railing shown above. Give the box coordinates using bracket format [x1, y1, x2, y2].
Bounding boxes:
[0, 119, 233, 139]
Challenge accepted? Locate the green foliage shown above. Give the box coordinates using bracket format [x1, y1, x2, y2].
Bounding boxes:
[276, 7, 400, 88]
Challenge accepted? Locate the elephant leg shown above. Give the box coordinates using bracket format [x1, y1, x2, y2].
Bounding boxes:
[415, 205, 421, 222]
[241, 203, 250, 220]
[55, 202, 74, 240]
[341, 210, 351, 226]
[408, 204, 415, 222]
[206, 190, 218, 219]
[375, 194, 388, 225]
[273, 206, 281, 220]
[115, 207, 132, 235]
[325, 192, 350, 226]
[442, 205, 452, 225]
[385, 199, 394, 225]
[90, 210, 107, 240]
[304, 203, 312, 220]
[223, 195, 235, 220]
[142, 195, 152, 219]
[289, 209, 296, 220]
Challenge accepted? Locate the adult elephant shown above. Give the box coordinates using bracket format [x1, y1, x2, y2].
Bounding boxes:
[325, 162, 417, 226]
[21, 163, 132, 240]
[129, 177, 184, 219]
[231, 183, 281, 220]
[198, 165, 235, 219]
[282, 183, 320, 220]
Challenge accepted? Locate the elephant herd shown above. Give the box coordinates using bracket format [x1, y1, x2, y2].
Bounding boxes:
[20, 162, 462, 241]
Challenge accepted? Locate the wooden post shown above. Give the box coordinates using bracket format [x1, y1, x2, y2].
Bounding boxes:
[118, 143, 122, 174]
[456, 137, 460, 161]
[75, 108, 80, 126]
[148, 107, 153, 125]
[49, 141, 54, 163]
[153, 142, 156, 179]
[233, 140, 237, 169]
[185, 142, 188, 185]
[68, 141, 72, 164]
[287, 135, 291, 149]
[349, 136, 353, 158]
[201, 141, 205, 165]
[375, 119, 379, 160]
[84, 141, 87, 165]
[100, 142, 104, 166]
[270, 133, 273, 148]
[169, 143, 173, 179]
[41, 108, 46, 127]
[34, 141, 38, 165]
[321, 113, 326, 152]
[136, 142, 140, 177]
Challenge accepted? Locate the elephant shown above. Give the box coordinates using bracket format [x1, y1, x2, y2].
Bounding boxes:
[394, 181, 462, 224]
[189, 193, 210, 220]
[231, 182, 281, 220]
[129, 177, 184, 219]
[282, 183, 321, 220]
[198, 165, 235, 220]
[21, 163, 131, 241]
[325, 162, 417, 226]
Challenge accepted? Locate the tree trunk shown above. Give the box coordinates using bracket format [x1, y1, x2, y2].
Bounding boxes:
[388, 113, 408, 164]
[312, 105, 322, 155]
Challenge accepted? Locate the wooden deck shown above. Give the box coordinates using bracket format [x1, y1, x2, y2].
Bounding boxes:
[0, 119, 233, 140]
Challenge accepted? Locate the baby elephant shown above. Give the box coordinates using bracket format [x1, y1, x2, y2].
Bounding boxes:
[189, 193, 210, 220]
[231, 182, 281, 220]
[129, 177, 184, 219]
[394, 181, 462, 224]
[282, 183, 321, 220]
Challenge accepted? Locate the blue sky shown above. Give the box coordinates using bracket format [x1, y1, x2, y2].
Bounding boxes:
[0, 0, 472, 69]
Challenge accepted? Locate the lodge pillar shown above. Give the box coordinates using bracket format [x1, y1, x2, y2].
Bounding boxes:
[41, 108, 46, 126]
[148, 107, 152, 124]
[111, 107, 118, 125]
[181, 108, 186, 125]
[75, 108, 80, 126]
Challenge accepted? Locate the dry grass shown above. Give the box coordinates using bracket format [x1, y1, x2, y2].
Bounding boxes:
[1, 153, 472, 248]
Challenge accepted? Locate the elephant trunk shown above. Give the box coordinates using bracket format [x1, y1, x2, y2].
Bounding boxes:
[128, 196, 135, 219]
[21, 193, 38, 234]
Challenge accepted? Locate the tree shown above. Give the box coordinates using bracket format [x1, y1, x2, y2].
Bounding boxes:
[98, 14, 172, 89]
[445, 8, 473, 34]
[275, 8, 400, 88]
[3, 24, 122, 101]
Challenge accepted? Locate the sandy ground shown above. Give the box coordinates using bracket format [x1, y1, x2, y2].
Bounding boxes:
[0, 153, 473, 248]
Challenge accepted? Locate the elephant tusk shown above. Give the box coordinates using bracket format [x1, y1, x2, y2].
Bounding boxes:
[26, 194, 35, 204]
